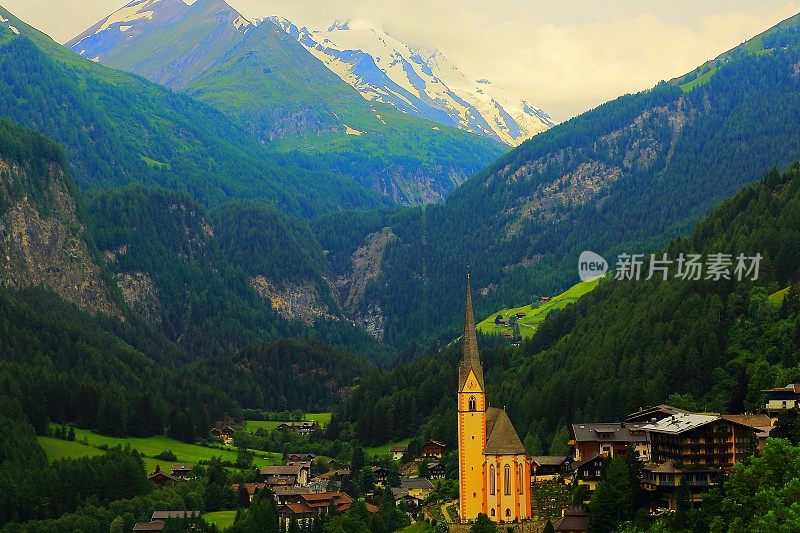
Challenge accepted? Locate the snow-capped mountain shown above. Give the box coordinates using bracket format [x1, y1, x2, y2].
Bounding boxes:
[267, 17, 555, 146]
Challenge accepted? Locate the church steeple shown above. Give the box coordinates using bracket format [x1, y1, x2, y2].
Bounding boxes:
[458, 273, 484, 391]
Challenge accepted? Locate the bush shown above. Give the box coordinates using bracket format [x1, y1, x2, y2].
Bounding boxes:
[155, 450, 178, 461]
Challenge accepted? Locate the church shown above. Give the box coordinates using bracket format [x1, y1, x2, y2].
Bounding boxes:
[458, 276, 532, 523]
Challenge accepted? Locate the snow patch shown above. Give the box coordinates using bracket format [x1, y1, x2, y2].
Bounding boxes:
[0, 15, 8, 23]
[90, 56, 101, 62]
[8, 25, 19, 35]
[97, 2, 156, 34]
[344, 125, 365, 136]
[119, 25, 133, 32]
[233, 15, 250, 30]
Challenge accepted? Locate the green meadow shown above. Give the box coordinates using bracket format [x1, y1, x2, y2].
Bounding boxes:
[38, 427, 281, 474]
[365, 438, 411, 458]
[476, 279, 600, 339]
[243, 412, 332, 432]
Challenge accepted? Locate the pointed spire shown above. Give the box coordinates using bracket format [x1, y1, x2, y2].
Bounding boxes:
[459, 273, 484, 391]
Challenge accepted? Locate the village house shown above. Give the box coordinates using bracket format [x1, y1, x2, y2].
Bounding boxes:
[539, 295, 552, 303]
[642, 461, 717, 511]
[569, 423, 650, 462]
[276, 421, 320, 435]
[421, 440, 446, 458]
[261, 463, 311, 487]
[761, 383, 800, 420]
[426, 461, 446, 480]
[642, 413, 759, 470]
[170, 464, 194, 480]
[148, 465, 178, 487]
[391, 488, 424, 516]
[210, 425, 235, 441]
[390, 446, 407, 461]
[151, 511, 201, 521]
[531, 456, 571, 482]
[400, 477, 434, 500]
[551, 509, 589, 533]
[231, 482, 267, 503]
[568, 453, 604, 492]
[278, 492, 377, 527]
[286, 452, 316, 462]
[371, 465, 390, 486]
[272, 486, 312, 505]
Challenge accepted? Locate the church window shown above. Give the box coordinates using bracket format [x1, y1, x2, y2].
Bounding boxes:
[490, 508, 495, 517]
[504, 465, 511, 495]
[505, 508, 511, 518]
[517, 463, 524, 494]
[469, 396, 476, 411]
[489, 464, 496, 494]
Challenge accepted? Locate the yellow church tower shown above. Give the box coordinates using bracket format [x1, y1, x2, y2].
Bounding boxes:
[457, 274, 487, 521]
[458, 274, 533, 524]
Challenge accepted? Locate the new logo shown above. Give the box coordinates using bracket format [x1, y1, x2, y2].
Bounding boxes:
[578, 251, 608, 282]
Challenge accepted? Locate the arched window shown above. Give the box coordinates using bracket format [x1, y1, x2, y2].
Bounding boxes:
[469, 396, 476, 411]
[517, 463, 524, 494]
[490, 508, 495, 517]
[505, 508, 511, 518]
[489, 464, 496, 494]
[504, 465, 511, 495]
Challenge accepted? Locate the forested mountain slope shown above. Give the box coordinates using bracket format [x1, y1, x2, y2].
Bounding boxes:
[0, 6, 383, 216]
[87, 186, 391, 361]
[335, 163, 800, 450]
[317, 11, 800, 349]
[65, 0, 505, 205]
[0, 121, 377, 455]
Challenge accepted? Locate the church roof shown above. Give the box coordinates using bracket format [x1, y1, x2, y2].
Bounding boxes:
[458, 274, 485, 391]
[484, 407, 526, 455]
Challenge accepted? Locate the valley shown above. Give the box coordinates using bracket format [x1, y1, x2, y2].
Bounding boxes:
[0, 3, 799, 533]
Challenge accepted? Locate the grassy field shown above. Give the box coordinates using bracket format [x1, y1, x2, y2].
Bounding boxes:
[203, 510, 237, 531]
[365, 438, 411, 458]
[769, 286, 790, 307]
[38, 436, 104, 462]
[476, 279, 599, 339]
[244, 412, 332, 432]
[42, 427, 281, 474]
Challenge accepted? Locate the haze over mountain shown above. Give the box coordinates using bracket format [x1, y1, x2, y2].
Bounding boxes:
[65, 0, 506, 205]
[268, 17, 555, 146]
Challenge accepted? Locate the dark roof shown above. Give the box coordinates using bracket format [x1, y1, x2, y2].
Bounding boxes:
[532, 456, 568, 466]
[261, 464, 305, 476]
[721, 414, 772, 429]
[570, 423, 649, 443]
[552, 509, 588, 532]
[151, 511, 200, 520]
[133, 522, 165, 532]
[149, 472, 178, 482]
[483, 407, 526, 455]
[400, 477, 434, 490]
[423, 440, 446, 448]
[571, 453, 603, 471]
[171, 464, 193, 472]
[625, 405, 689, 422]
[458, 275, 485, 392]
[389, 446, 407, 452]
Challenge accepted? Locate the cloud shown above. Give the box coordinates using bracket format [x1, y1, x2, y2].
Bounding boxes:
[3, 0, 798, 119]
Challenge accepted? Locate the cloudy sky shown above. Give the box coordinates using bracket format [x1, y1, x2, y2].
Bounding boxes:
[4, 0, 798, 119]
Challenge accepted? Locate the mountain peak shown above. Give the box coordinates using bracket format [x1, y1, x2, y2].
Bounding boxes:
[276, 18, 553, 145]
[327, 19, 351, 32]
